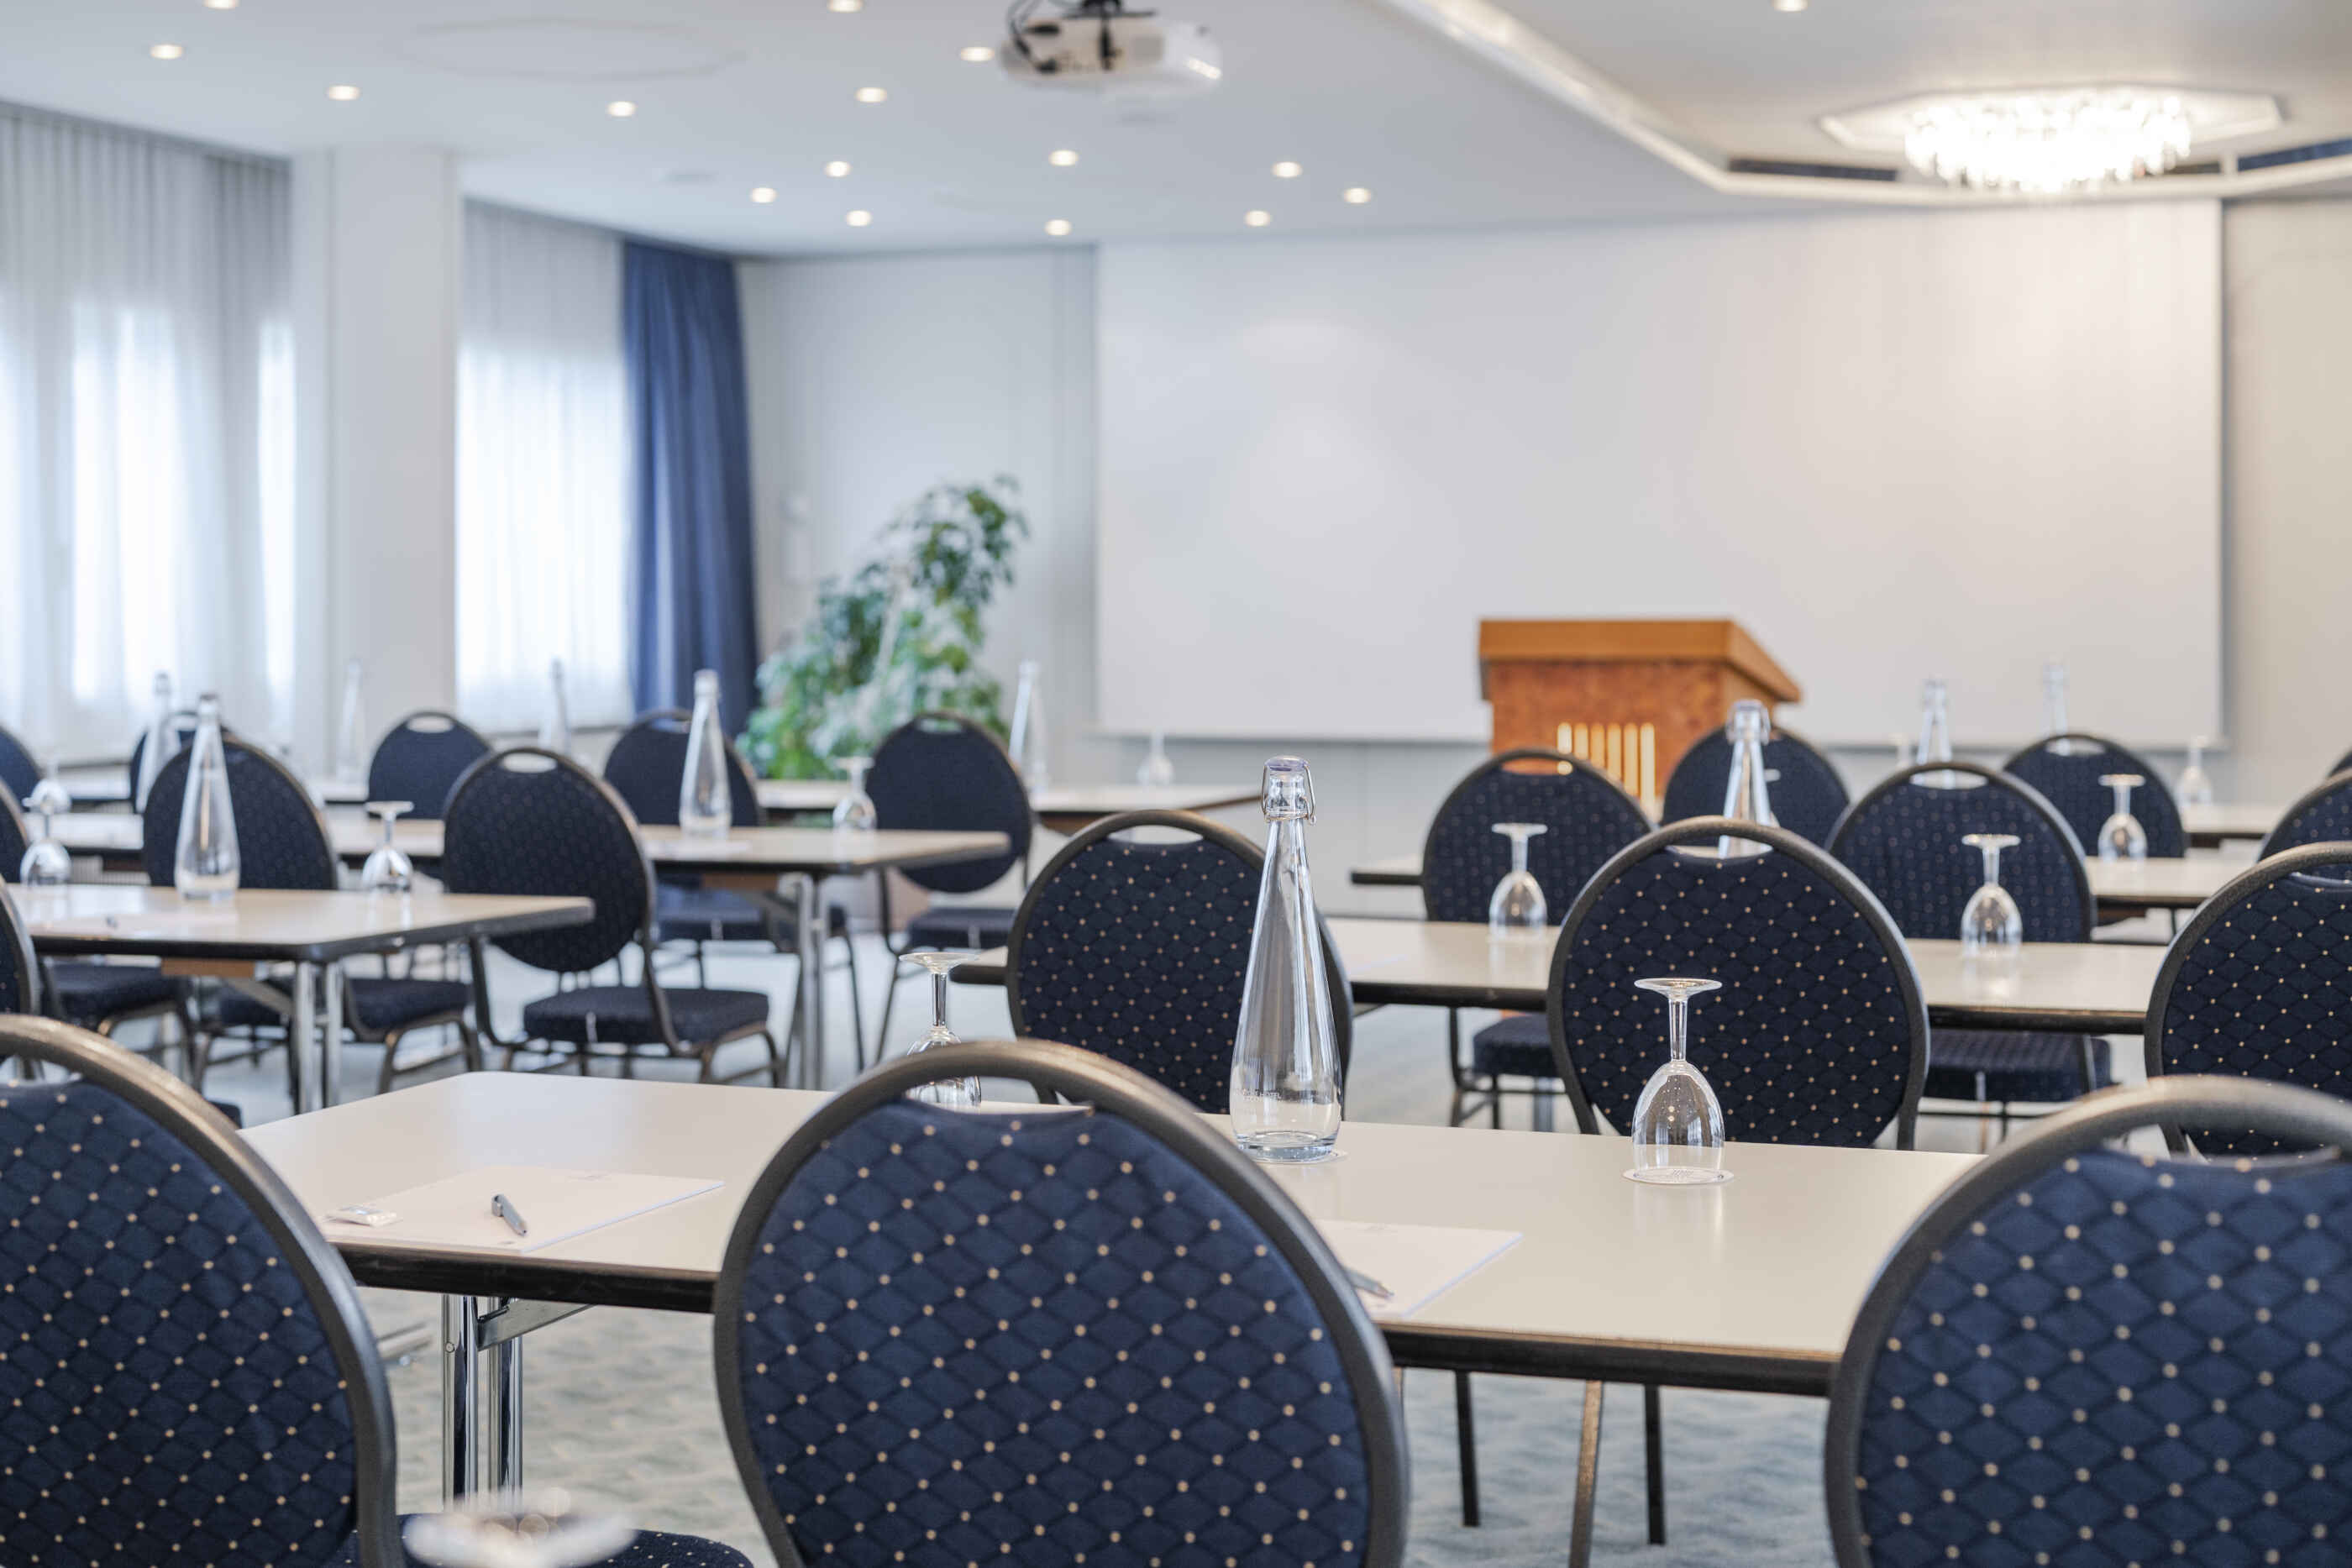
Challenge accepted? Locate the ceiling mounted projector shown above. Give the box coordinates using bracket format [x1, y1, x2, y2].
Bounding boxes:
[1002, 1, 1221, 95]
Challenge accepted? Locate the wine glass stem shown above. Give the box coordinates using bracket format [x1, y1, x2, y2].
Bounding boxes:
[931, 970, 950, 1031]
[1667, 995, 1689, 1062]
[1980, 845, 2002, 887]
[1511, 833, 1529, 876]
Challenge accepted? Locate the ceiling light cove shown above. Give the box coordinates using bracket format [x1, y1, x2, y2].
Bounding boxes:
[1342, 186, 1372, 204]
[1048, 149, 1079, 166]
[1772, 0, 1808, 12]
[1243, 209, 1271, 227]
[824, 160, 852, 177]
[854, 87, 887, 103]
[1822, 86, 2282, 195]
[1272, 160, 1303, 178]
[606, 99, 637, 118]
[828, 0, 864, 11]
[1045, 218, 1073, 236]
[327, 84, 360, 101]
[750, 186, 777, 203]
[150, 43, 185, 60]
[203, 0, 239, 9]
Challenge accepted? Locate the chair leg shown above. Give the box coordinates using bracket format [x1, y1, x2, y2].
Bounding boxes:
[875, 954, 906, 1055]
[761, 1028, 785, 1088]
[459, 1020, 484, 1073]
[1644, 1382, 1666, 1545]
[1569, 1380, 1604, 1568]
[376, 1029, 402, 1097]
[1454, 1371, 1480, 1526]
[837, 926, 869, 1072]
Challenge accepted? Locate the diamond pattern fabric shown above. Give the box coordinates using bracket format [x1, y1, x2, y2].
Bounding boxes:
[0, 1079, 364, 1566]
[2151, 869, 2352, 1156]
[215, 978, 469, 1035]
[142, 740, 339, 891]
[2259, 777, 2352, 863]
[0, 722, 38, 806]
[1830, 773, 2091, 947]
[522, 984, 769, 1047]
[365, 716, 491, 822]
[733, 1100, 1378, 1568]
[47, 963, 184, 1028]
[1420, 755, 1649, 925]
[1849, 1146, 2352, 1567]
[2005, 737, 2186, 859]
[869, 717, 1029, 895]
[1469, 1012, 1552, 1081]
[1925, 1030, 2110, 1104]
[1011, 832, 1259, 1111]
[1555, 843, 1920, 1146]
[1663, 729, 1849, 846]
[905, 905, 1019, 952]
[654, 884, 774, 945]
[440, 754, 652, 976]
[0, 889, 33, 1015]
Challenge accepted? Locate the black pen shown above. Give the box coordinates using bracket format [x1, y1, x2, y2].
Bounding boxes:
[491, 1193, 528, 1237]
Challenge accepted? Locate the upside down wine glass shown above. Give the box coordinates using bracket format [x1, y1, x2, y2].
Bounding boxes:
[2097, 773, 2148, 863]
[1488, 822, 1548, 938]
[2177, 737, 2215, 808]
[360, 801, 415, 895]
[18, 793, 70, 888]
[832, 756, 877, 832]
[902, 952, 981, 1108]
[1625, 977, 1729, 1185]
[1958, 832, 2023, 959]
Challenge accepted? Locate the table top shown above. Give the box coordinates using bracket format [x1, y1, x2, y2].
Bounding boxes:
[754, 777, 1260, 824]
[55, 764, 365, 809]
[18, 884, 591, 963]
[955, 916, 2169, 1034]
[46, 812, 1008, 878]
[2181, 802, 2280, 843]
[241, 1071, 1977, 1392]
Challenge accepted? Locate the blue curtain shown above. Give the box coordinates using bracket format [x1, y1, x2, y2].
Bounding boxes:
[623, 240, 760, 727]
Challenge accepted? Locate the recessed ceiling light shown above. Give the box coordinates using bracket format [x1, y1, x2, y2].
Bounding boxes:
[1048, 149, 1079, 166]
[1244, 209, 1271, 228]
[606, 100, 637, 118]
[846, 209, 874, 227]
[1773, 0, 1807, 10]
[1342, 186, 1372, 204]
[828, 0, 864, 11]
[824, 160, 852, 177]
[854, 87, 887, 103]
[1045, 218, 1073, 236]
[959, 45, 997, 62]
[202, 0, 238, 9]
[751, 186, 778, 204]
[1272, 160, 1303, 179]
[150, 43, 185, 60]
[327, 84, 360, 102]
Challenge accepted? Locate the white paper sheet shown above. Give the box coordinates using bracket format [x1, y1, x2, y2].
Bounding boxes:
[1316, 1218, 1520, 1319]
[323, 1165, 722, 1254]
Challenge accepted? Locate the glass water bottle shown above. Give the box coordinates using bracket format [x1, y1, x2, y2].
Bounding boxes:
[2040, 660, 2069, 739]
[2178, 736, 2215, 807]
[1008, 660, 1051, 789]
[1718, 699, 1776, 857]
[678, 669, 733, 838]
[174, 695, 240, 901]
[539, 658, 573, 757]
[135, 671, 176, 811]
[1959, 832, 2023, 958]
[1916, 678, 1956, 786]
[1230, 758, 1341, 1164]
[1137, 730, 1176, 788]
[333, 658, 367, 784]
[2097, 774, 2148, 862]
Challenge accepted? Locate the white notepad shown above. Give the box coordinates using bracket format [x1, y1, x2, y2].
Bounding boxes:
[1316, 1219, 1521, 1319]
[323, 1165, 722, 1254]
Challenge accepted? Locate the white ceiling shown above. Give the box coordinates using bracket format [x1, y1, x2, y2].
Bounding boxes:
[0, 0, 2344, 256]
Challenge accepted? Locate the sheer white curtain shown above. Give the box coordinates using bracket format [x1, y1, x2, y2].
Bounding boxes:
[0, 107, 293, 761]
[457, 202, 632, 733]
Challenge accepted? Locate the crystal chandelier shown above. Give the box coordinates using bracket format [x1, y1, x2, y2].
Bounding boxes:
[1903, 90, 2193, 194]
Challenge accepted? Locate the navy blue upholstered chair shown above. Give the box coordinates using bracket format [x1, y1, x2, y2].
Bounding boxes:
[868, 712, 1035, 1045]
[2003, 732, 2187, 858]
[442, 747, 782, 1083]
[1829, 761, 2109, 1120]
[364, 710, 491, 821]
[2328, 745, 2352, 779]
[1005, 810, 1353, 1110]
[2255, 768, 2352, 861]
[0, 719, 39, 806]
[1421, 749, 1650, 1128]
[604, 711, 865, 1051]
[1, 776, 199, 1052]
[714, 1040, 1408, 1568]
[0, 878, 38, 1017]
[124, 709, 207, 801]
[144, 737, 481, 1097]
[2144, 842, 2352, 1156]
[1826, 1076, 2352, 1568]
[1663, 721, 1848, 845]
[0, 1015, 746, 1568]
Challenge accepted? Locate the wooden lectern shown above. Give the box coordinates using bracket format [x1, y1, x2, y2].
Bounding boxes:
[1478, 619, 1802, 806]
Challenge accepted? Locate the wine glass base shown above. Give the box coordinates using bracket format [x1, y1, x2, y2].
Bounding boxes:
[1237, 1140, 1344, 1166]
[1623, 1167, 1731, 1185]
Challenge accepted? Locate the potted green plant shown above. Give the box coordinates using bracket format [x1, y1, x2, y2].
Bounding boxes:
[740, 478, 1028, 779]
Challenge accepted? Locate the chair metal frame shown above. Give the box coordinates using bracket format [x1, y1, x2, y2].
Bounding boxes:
[0, 1013, 404, 1567]
[2253, 766, 2352, 860]
[444, 747, 785, 1085]
[2142, 840, 2352, 1153]
[710, 1038, 1410, 1568]
[1823, 1075, 2352, 1568]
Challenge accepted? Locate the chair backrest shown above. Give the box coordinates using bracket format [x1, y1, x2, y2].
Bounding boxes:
[2143, 842, 2352, 1156]
[601, 708, 761, 827]
[0, 1015, 401, 1567]
[2003, 731, 2186, 857]
[1824, 1076, 2352, 1568]
[866, 712, 1032, 893]
[1826, 761, 2093, 942]
[1420, 748, 1651, 923]
[1546, 817, 1928, 1149]
[714, 1040, 1408, 1568]
[1005, 810, 1355, 1111]
[1663, 722, 1850, 846]
[0, 789, 27, 885]
[365, 710, 491, 821]
[141, 736, 338, 891]
[2255, 767, 2352, 861]
[125, 710, 210, 796]
[0, 721, 39, 805]
[440, 747, 652, 975]
[0, 880, 39, 1015]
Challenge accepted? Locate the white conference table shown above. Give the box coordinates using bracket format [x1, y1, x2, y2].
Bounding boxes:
[243, 1071, 1977, 1502]
[1352, 851, 2248, 915]
[755, 777, 1259, 831]
[956, 915, 2170, 1036]
[2182, 801, 2281, 847]
[20, 884, 591, 1111]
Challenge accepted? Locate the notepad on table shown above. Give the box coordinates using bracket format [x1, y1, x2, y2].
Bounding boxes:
[322, 1165, 722, 1254]
[1315, 1218, 1520, 1319]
